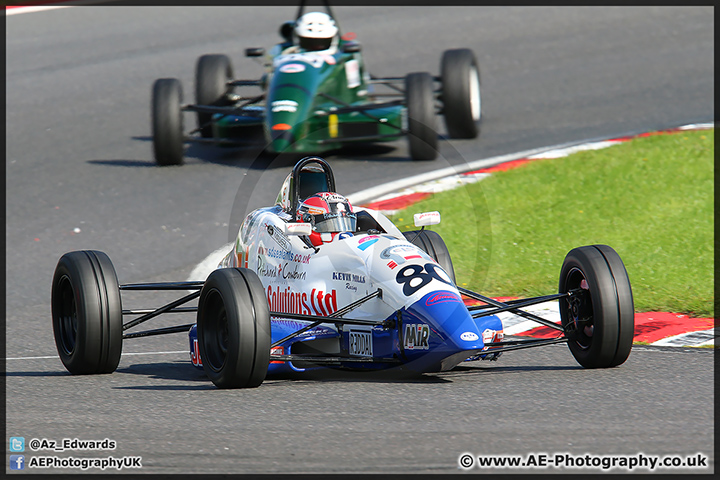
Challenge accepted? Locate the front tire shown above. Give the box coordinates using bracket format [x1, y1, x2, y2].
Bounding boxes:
[405, 72, 438, 161]
[441, 48, 481, 139]
[51, 250, 123, 374]
[559, 245, 634, 368]
[151, 78, 184, 166]
[197, 268, 271, 388]
[403, 230, 456, 284]
[195, 54, 233, 138]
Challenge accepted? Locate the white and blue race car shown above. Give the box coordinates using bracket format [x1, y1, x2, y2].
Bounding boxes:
[51, 157, 635, 388]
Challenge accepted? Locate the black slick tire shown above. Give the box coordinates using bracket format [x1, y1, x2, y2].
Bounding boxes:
[559, 245, 634, 368]
[197, 268, 271, 388]
[152, 78, 184, 166]
[51, 250, 123, 374]
[405, 72, 438, 161]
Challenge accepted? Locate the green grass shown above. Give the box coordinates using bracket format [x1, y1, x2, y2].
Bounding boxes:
[389, 130, 714, 317]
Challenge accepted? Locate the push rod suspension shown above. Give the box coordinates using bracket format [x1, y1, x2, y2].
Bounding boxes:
[122, 291, 201, 331]
[120, 281, 204, 291]
[122, 323, 195, 340]
[458, 287, 566, 332]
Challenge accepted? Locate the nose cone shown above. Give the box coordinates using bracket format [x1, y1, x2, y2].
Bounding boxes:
[270, 128, 294, 153]
[400, 290, 490, 372]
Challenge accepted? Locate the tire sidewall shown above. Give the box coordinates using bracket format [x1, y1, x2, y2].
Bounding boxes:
[152, 78, 184, 166]
[51, 251, 123, 374]
[441, 48, 480, 139]
[197, 268, 270, 388]
[405, 72, 438, 161]
[559, 246, 628, 368]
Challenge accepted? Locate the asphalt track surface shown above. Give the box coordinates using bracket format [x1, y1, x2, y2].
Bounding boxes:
[5, 6, 715, 475]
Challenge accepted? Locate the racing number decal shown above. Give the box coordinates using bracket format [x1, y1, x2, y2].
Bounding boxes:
[395, 263, 452, 296]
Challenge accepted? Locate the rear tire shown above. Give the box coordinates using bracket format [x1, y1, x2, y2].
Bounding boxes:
[559, 245, 634, 368]
[51, 250, 123, 374]
[151, 78, 184, 166]
[405, 72, 437, 161]
[195, 54, 233, 138]
[197, 268, 271, 388]
[403, 230, 456, 284]
[441, 48, 481, 139]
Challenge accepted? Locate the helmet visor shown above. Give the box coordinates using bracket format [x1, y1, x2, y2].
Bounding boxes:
[299, 36, 333, 51]
[312, 212, 356, 233]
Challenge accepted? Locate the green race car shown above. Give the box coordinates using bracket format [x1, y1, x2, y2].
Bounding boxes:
[151, 1, 481, 165]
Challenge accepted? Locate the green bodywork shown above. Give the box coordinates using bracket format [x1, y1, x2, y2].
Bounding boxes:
[213, 45, 404, 154]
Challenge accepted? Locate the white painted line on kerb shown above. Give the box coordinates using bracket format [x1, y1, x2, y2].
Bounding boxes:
[6, 350, 187, 361]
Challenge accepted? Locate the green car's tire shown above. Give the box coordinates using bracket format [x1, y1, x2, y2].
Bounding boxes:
[405, 72, 438, 161]
[403, 229, 456, 284]
[559, 245, 634, 368]
[441, 48, 481, 139]
[195, 54, 233, 138]
[51, 250, 123, 375]
[197, 268, 271, 389]
[151, 78, 184, 166]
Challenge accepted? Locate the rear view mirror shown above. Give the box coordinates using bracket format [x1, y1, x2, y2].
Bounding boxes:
[413, 211, 441, 227]
[342, 42, 361, 53]
[283, 223, 313, 236]
[245, 47, 265, 57]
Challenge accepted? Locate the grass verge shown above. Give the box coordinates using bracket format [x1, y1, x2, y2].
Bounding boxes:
[388, 129, 714, 317]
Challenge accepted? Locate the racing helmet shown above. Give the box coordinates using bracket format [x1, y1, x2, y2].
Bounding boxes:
[295, 12, 338, 52]
[297, 192, 356, 246]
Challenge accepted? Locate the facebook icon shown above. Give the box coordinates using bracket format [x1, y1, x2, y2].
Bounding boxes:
[10, 455, 25, 470]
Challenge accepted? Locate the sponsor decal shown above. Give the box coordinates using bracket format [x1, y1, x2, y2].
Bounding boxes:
[329, 113, 338, 137]
[271, 99, 299, 112]
[258, 245, 311, 264]
[380, 245, 429, 267]
[270, 346, 284, 364]
[332, 272, 366, 283]
[425, 291, 462, 306]
[319, 192, 347, 203]
[460, 331, 479, 342]
[278, 63, 305, 74]
[345, 59, 361, 88]
[387, 260, 398, 269]
[357, 239, 378, 250]
[257, 260, 279, 278]
[280, 262, 307, 281]
[356, 236, 380, 251]
[273, 319, 336, 338]
[396, 263, 453, 297]
[267, 285, 338, 316]
[481, 329, 504, 351]
[358, 235, 380, 243]
[190, 338, 202, 366]
[266, 223, 292, 251]
[403, 323, 430, 350]
[337, 232, 354, 240]
[274, 53, 325, 69]
[349, 328, 373, 356]
[307, 206, 325, 215]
